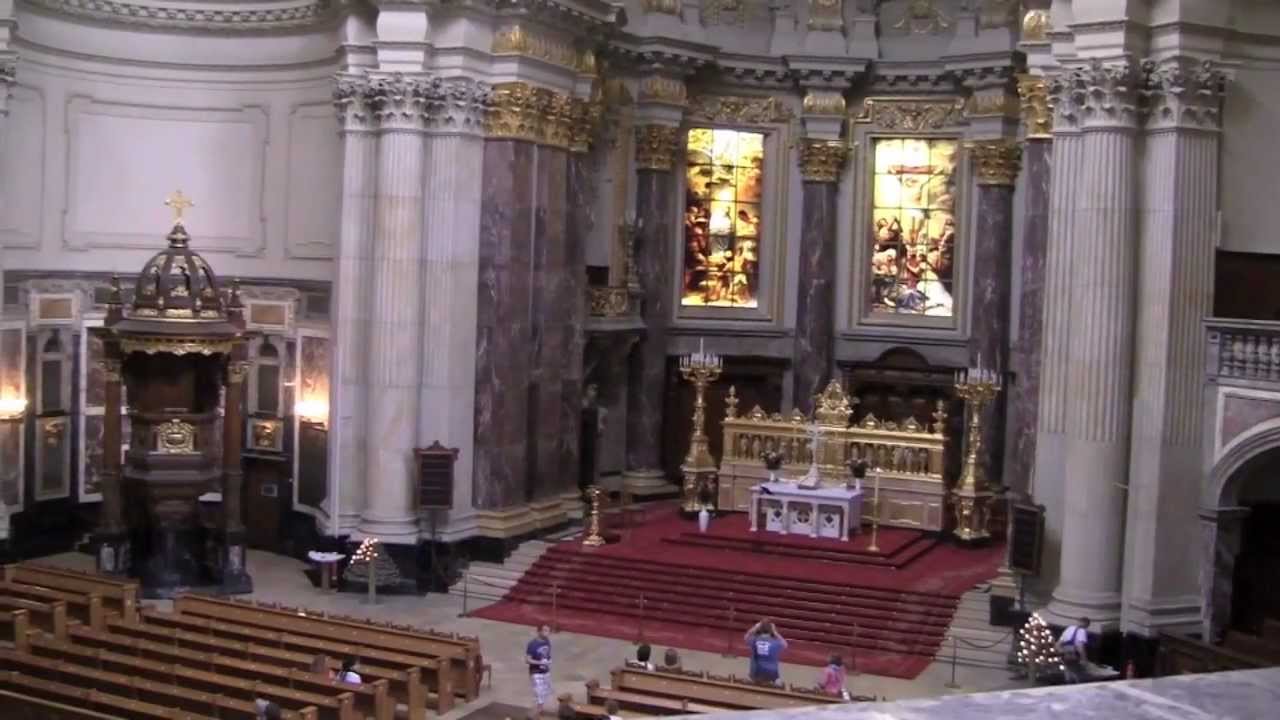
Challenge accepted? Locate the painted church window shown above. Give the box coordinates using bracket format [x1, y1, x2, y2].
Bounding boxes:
[869, 138, 958, 317]
[682, 128, 764, 308]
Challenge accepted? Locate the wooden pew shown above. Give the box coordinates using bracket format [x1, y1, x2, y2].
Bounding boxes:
[65, 625, 393, 720]
[0, 675, 211, 719]
[110, 617, 430, 720]
[173, 594, 480, 701]
[0, 595, 71, 640]
[0, 580, 107, 630]
[587, 667, 848, 715]
[26, 634, 358, 720]
[0, 608, 31, 652]
[0, 650, 318, 719]
[4, 564, 138, 624]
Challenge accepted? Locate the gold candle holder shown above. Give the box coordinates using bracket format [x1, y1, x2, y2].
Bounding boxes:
[867, 474, 882, 553]
[679, 339, 723, 513]
[952, 362, 1002, 543]
[583, 486, 606, 547]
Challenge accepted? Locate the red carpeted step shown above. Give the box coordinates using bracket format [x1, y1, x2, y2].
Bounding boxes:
[662, 530, 939, 569]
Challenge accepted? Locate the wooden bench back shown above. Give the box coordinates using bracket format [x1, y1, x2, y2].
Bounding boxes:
[0, 608, 31, 653]
[0, 595, 70, 640]
[0, 688, 128, 720]
[611, 668, 840, 710]
[0, 649, 318, 719]
[4, 565, 137, 624]
[0, 675, 211, 719]
[173, 594, 478, 699]
[0, 580, 107, 630]
[26, 634, 356, 720]
[123, 614, 435, 719]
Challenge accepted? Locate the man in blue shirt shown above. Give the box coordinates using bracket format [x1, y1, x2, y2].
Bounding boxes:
[744, 618, 788, 684]
[526, 624, 553, 715]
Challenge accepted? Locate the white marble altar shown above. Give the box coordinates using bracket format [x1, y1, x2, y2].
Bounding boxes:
[749, 482, 862, 541]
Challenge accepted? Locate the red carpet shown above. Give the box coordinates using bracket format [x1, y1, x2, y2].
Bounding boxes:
[473, 509, 1003, 680]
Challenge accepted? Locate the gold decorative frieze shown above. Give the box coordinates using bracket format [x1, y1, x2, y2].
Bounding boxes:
[485, 82, 578, 150]
[643, 0, 680, 15]
[855, 97, 966, 131]
[686, 94, 793, 125]
[808, 0, 843, 31]
[1017, 74, 1052, 139]
[1022, 7, 1050, 42]
[155, 418, 197, 454]
[638, 75, 687, 107]
[968, 140, 1022, 185]
[120, 335, 234, 356]
[634, 124, 680, 171]
[492, 25, 580, 72]
[569, 96, 604, 153]
[802, 90, 847, 117]
[588, 287, 635, 317]
[966, 91, 1020, 120]
[544, 92, 574, 150]
[799, 139, 850, 183]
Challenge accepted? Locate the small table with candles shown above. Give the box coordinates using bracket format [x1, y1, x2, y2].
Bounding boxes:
[749, 482, 863, 541]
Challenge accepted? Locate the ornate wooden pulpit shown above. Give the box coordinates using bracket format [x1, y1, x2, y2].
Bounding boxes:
[94, 193, 252, 597]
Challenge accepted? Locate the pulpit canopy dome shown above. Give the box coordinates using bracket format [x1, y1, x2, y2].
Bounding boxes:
[130, 222, 227, 321]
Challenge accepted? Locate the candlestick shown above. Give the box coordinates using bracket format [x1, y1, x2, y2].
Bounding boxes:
[951, 357, 1002, 543]
[679, 347, 723, 514]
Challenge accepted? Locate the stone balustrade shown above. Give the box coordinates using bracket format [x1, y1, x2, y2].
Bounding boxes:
[1207, 319, 1280, 384]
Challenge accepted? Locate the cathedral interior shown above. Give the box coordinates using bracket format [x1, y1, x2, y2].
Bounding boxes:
[1, 0, 1280, 716]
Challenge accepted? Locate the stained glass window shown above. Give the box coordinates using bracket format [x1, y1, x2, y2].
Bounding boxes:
[682, 128, 764, 308]
[869, 138, 958, 317]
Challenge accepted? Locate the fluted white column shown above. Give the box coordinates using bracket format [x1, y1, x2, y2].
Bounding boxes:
[1046, 60, 1141, 627]
[1122, 60, 1226, 634]
[359, 76, 429, 543]
[330, 77, 377, 534]
[417, 81, 489, 527]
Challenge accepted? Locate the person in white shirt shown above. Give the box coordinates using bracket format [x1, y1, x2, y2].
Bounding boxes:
[338, 656, 363, 685]
[1058, 617, 1090, 683]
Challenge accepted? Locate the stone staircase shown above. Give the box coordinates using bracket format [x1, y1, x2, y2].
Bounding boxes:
[933, 585, 1015, 670]
[459, 539, 555, 606]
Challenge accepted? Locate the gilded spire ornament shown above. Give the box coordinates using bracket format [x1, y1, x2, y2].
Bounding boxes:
[164, 190, 194, 225]
[799, 139, 850, 183]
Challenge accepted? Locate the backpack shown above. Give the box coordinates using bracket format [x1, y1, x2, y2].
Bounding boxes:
[1058, 628, 1083, 662]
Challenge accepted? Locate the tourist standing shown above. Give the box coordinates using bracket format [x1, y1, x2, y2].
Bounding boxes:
[526, 624, 553, 715]
[1058, 617, 1091, 683]
[744, 619, 787, 685]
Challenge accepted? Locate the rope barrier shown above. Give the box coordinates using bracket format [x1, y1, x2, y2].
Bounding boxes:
[953, 629, 1015, 650]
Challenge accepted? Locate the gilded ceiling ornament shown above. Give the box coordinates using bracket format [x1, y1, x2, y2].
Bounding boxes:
[803, 90, 847, 116]
[577, 48, 598, 76]
[798, 140, 850, 183]
[1016, 74, 1052, 139]
[854, 97, 966, 131]
[891, 0, 951, 34]
[968, 140, 1022, 186]
[634, 124, 681, 171]
[1021, 7, 1050, 41]
[643, 0, 681, 15]
[638, 76, 687, 107]
[978, 0, 1018, 29]
[686, 95, 794, 125]
[491, 25, 581, 72]
[808, 0, 844, 32]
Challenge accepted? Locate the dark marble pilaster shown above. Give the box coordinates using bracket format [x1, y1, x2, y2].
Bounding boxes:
[473, 140, 536, 509]
[530, 146, 571, 501]
[969, 141, 1020, 489]
[560, 152, 595, 493]
[1004, 139, 1051, 495]
[625, 165, 676, 472]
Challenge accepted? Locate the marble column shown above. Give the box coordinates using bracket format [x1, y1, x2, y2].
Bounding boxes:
[624, 124, 679, 491]
[1046, 60, 1141, 627]
[0, 58, 12, 546]
[792, 140, 848, 416]
[1200, 506, 1250, 643]
[220, 351, 251, 593]
[330, 76, 377, 533]
[530, 143, 571, 501]
[562, 105, 600, 495]
[1122, 60, 1228, 634]
[474, 134, 536, 509]
[968, 140, 1020, 490]
[416, 80, 488, 523]
[95, 344, 128, 574]
[359, 75, 428, 543]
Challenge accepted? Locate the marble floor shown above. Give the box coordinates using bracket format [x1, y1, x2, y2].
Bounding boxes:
[41, 549, 1025, 718]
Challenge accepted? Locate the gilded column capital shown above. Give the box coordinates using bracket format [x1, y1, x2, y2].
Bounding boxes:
[569, 95, 604, 153]
[798, 139, 849, 183]
[1141, 58, 1227, 132]
[969, 140, 1022, 186]
[1048, 59, 1142, 132]
[808, 0, 844, 31]
[484, 82, 574, 150]
[333, 75, 376, 133]
[424, 77, 492, 132]
[634, 124, 680, 171]
[1016, 74, 1052, 139]
[97, 359, 123, 384]
[367, 73, 432, 131]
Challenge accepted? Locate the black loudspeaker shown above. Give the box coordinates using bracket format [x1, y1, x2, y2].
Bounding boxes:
[1009, 502, 1046, 576]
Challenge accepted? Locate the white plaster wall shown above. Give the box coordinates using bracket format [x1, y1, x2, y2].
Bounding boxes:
[1, 11, 341, 280]
[1221, 65, 1280, 255]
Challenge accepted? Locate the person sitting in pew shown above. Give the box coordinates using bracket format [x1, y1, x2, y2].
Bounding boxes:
[604, 699, 622, 720]
[662, 648, 681, 671]
[338, 656, 363, 685]
[625, 644, 654, 671]
[820, 654, 849, 699]
[255, 699, 283, 719]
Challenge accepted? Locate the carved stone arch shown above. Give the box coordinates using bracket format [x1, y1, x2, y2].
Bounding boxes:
[1208, 416, 1280, 508]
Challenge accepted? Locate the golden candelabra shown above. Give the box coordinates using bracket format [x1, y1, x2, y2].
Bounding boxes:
[679, 340, 723, 513]
[952, 361, 1002, 543]
[583, 486, 606, 547]
[867, 474, 882, 553]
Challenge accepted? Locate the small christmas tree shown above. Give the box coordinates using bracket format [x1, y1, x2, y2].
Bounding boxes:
[1017, 613, 1064, 682]
[343, 538, 402, 588]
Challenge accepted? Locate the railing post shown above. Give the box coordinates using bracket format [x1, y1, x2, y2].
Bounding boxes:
[944, 635, 960, 689]
[637, 594, 646, 644]
[551, 584, 560, 633]
[459, 570, 469, 618]
[724, 604, 736, 657]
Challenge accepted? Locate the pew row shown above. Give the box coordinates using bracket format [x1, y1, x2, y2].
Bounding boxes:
[0, 608, 31, 652]
[587, 667, 864, 715]
[0, 688, 128, 720]
[173, 593, 481, 700]
[0, 595, 71, 640]
[0, 651, 319, 719]
[0, 580, 108, 630]
[4, 564, 138, 624]
[115, 616, 432, 720]
[0, 674, 218, 720]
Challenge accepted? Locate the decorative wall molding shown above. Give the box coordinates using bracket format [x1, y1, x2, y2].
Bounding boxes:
[491, 24, 585, 73]
[284, 102, 340, 260]
[0, 84, 46, 250]
[637, 75, 687, 107]
[686, 94, 794, 125]
[20, 0, 337, 32]
[978, 0, 1018, 30]
[807, 0, 844, 32]
[1141, 58, 1228, 132]
[854, 96, 966, 131]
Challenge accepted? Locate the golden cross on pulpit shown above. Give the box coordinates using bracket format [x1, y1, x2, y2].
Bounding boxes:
[164, 190, 195, 225]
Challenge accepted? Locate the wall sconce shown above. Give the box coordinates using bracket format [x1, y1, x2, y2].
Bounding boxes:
[0, 395, 27, 420]
[295, 398, 329, 427]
